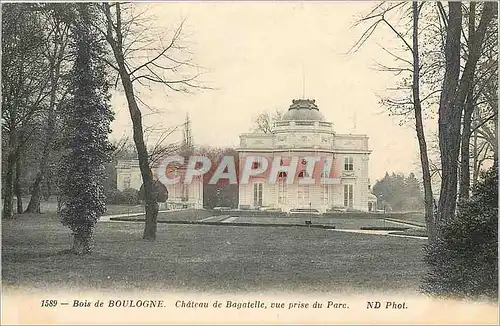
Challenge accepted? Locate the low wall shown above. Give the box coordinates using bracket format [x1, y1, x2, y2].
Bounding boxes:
[207, 209, 425, 221]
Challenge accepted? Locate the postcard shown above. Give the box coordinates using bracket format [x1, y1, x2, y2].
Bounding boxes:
[2, 1, 498, 325]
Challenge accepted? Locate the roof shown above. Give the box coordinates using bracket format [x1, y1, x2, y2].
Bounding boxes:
[281, 99, 325, 121]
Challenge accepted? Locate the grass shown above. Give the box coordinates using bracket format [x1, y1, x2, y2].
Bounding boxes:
[12, 196, 147, 215]
[2, 213, 427, 294]
[103, 204, 146, 215]
[156, 209, 215, 221]
[386, 212, 426, 225]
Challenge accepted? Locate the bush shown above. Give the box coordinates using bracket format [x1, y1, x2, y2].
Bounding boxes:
[106, 188, 140, 205]
[105, 189, 121, 204]
[121, 188, 140, 205]
[421, 166, 498, 300]
[138, 180, 168, 203]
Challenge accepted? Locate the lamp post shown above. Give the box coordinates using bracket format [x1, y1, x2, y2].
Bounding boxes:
[309, 202, 312, 225]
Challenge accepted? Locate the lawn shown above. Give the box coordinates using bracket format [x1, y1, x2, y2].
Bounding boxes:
[156, 209, 215, 221]
[2, 214, 427, 294]
[386, 212, 426, 225]
[11, 196, 147, 215]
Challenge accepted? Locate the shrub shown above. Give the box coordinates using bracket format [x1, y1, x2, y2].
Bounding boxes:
[121, 188, 140, 205]
[138, 180, 168, 203]
[105, 189, 122, 204]
[106, 188, 140, 205]
[421, 166, 498, 300]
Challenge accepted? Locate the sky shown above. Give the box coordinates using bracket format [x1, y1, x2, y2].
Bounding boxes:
[110, 1, 433, 184]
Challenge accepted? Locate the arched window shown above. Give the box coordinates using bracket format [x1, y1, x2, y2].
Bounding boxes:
[251, 157, 266, 170]
[278, 171, 287, 178]
[298, 170, 309, 178]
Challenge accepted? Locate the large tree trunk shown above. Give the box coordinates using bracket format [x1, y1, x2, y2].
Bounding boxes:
[471, 122, 479, 189]
[25, 116, 56, 213]
[412, 2, 436, 242]
[458, 3, 476, 202]
[494, 115, 498, 166]
[3, 131, 17, 219]
[25, 45, 61, 214]
[459, 89, 474, 201]
[437, 3, 462, 224]
[15, 152, 23, 214]
[458, 3, 474, 201]
[116, 57, 158, 241]
[438, 2, 494, 224]
[104, 3, 159, 240]
[120, 72, 158, 240]
[25, 175, 43, 213]
[70, 227, 93, 255]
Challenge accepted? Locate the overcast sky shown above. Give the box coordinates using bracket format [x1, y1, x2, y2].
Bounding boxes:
[110, 1, 435, 183]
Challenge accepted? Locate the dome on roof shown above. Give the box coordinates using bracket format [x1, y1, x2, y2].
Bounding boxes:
[281, 99, 325, 121]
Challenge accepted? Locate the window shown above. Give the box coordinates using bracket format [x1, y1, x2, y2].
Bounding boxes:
[278, 177, 287, 204]
[344, 157, 354, 171]
[344, 184, 354, 207]
[123, 176, 131, 189]
[322, 185, 330, 204]
[254, 183, 263, 207]
[278, 171, 287, 178]
[298, 170, 309, 178]
[251, 157, 266, 169]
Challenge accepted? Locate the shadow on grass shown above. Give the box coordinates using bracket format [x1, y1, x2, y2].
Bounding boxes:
[2, 248, 120, 263]
[2, 250, 69, 262]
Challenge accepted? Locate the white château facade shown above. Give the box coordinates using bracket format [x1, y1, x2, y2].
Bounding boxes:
[237, 99, 377, 213]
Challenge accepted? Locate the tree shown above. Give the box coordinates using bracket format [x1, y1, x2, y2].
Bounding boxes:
[252, 109, 283, 133]
[58, 3, 114, 254]
[99, 3, 205, 240]
[25, 4, 73, 213]
[139, 181, 168, 203]
[353, 2, 497, 239]
[146, 123, 184, 169]
[422, 165, 498, 299]
[2, 4, 50, 218]
[437, 2, 495, 224]
[438, 2, 495, 225]
[372, 172, 424, 212]
[352, 2, 437, 240]
[458, 7, 498, 200]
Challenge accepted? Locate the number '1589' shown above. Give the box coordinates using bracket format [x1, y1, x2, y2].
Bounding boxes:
[41, 300, 57, 307]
